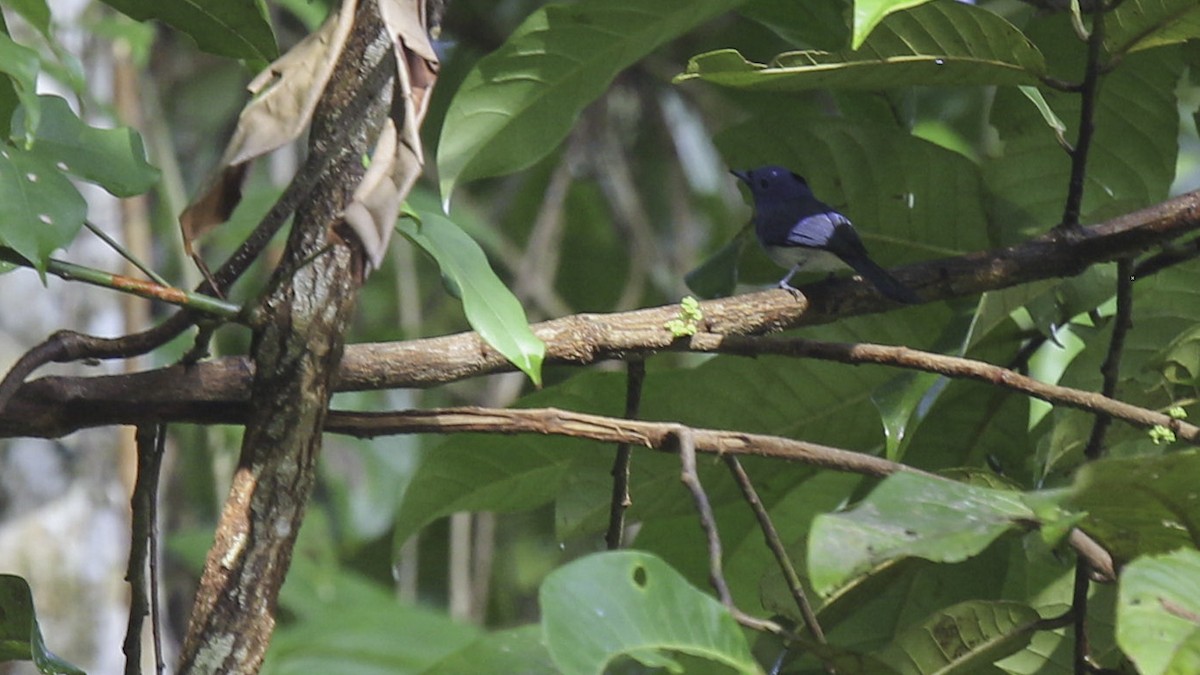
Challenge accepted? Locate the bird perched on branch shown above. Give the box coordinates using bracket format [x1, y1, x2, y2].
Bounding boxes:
[732, 165, 920, 304]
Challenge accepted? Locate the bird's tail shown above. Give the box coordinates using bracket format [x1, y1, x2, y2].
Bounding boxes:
[844, 255, 921, 304]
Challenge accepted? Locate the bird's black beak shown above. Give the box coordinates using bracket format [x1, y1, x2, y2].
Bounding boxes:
[730, 169, 749, 183]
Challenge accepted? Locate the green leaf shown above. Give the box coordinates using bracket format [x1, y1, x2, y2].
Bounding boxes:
[0, 575, 85, 675]
[875, 600, 1041, 674]
[97, 0, 278, 62]
[851, 0, 933, 50]
[13, 95, 159, 197]
[685, 228, 748, 299]
[0, 145, 87, 275]
[0, 32, 41, 145]
[1117, 548, 1200, 675]
[808, 472, 1047, 596]
[984, 22, 1182, 233]
[437, 0, 746, 204]
[5, 0, 51, 37]
[1105, 0, 1200, 55]
[425, 626, 558, 675]
[397, 211, 545, 384]
[264, 560, 480, 675]
[1067, 451, 1200, 563]
[677, 2, 1046, 91]
[539, 551, 757, 675]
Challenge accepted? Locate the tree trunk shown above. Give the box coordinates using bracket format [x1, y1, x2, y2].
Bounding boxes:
[176, 3, 393, 672]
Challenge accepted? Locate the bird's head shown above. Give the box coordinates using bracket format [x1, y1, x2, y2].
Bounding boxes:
[730, 165, 812, 202]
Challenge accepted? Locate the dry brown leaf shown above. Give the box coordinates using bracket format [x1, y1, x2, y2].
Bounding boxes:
[179, 0, 359, 255]
[343, 0, 440, 272]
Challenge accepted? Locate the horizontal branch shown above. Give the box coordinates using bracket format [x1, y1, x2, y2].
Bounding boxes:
[2, 188, 1199, 441]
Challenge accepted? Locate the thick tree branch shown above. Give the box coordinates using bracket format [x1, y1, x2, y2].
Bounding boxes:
[176, 3, 394, 672]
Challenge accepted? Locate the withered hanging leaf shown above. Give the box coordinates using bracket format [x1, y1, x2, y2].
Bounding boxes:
[343, 0, 440, 272]
[178, 0, 358, 255]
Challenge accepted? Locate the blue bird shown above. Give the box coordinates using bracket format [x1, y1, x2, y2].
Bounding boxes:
[732, 166, 920, 304]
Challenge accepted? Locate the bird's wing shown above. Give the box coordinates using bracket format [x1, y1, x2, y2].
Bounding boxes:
[784, 212, 846, 249]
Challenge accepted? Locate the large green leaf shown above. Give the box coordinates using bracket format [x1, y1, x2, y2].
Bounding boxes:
[0, 32, 41, 145]
[983, 22, 1182, 233]
[13, 95, 159, 197]
[397, 211, 545, 384]
[1067, 451, 1200, 564]
[1105, 0, 1200, 55]
[807, 472, 1065, 596]
[0, 575, 84, 675]
[851, 0, 934, 50]
[1117, 548, 1200, 675]
[0, 145, 86, 275]
[4, 0, 51, 37]
[539, 551, 757, 674]
[97, 0, 277, 62]
[677, 2, 1046, 90]
[875, 600, 1041, 674]
[437, 0, 746, 203]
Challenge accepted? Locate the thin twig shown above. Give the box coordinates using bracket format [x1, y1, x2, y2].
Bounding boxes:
[606, 359, 646, 550]
[124, 425, 166, 675]
[1073, 556, 1093, 675]
[149, 426, 166, 675]
[1060, 6, 1107, 228]
[724, 458, 830, 653]
[84, 220, 169, 287]
[675, 427, 734, 606]
[1084, 257, 1134, 460]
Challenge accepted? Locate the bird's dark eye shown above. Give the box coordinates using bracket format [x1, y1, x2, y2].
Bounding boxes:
[758, 179, 768, 189]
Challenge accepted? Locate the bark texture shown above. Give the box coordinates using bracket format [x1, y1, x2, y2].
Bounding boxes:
[176, 3, 393, 672]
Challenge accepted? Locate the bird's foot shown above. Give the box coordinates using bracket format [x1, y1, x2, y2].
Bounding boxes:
[777, 280, 804, 300]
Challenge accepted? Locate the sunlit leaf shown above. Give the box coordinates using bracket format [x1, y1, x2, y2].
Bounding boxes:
[807, 472, 1055, 596]
[398, 211, 544, 384]
[851, 0, 932, 50]
[0, 32, 41, 145]
[540, 551, 757, 675]
[678, 2, 1045, 90]
[437, 0, 746, 205]
[1118, 549, 1200, 675]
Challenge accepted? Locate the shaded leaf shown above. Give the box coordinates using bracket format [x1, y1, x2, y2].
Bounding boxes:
[397, 211, 544, 384]
[539, 551, 757, 675]
[4, 0, 51, 37]
[0, 31, 41, 145]
[0, 574, 85, 675]
[677, 2, 1045, 91]
[1117, 548, 1200, 675]
[1067, 451, 1200, 563]
[425, 625, 557, 675]
[1105, 0, 1200, 55]
[98, 0, 278, 61]
[437, 0, 746, 205]
[0, 145, 86, 275]
[12, 95, 159, 197]
[685, 227, 748, 299]
[875, 600, 1040, 674]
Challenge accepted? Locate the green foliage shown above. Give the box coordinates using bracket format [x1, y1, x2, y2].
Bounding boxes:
[1117, 548, 1200, 675]
[539, 551, 758, 674]
[397, 210, 545, 384]
[97, 0, 277, 62]
[0, 575, 84, 675]
[436, 0, 747, 204]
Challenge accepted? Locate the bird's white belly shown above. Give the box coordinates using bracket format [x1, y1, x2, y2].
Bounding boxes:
[764, 245, 846, 275]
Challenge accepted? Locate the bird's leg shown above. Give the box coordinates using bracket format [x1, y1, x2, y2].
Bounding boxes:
[777, 266, 803, 298]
